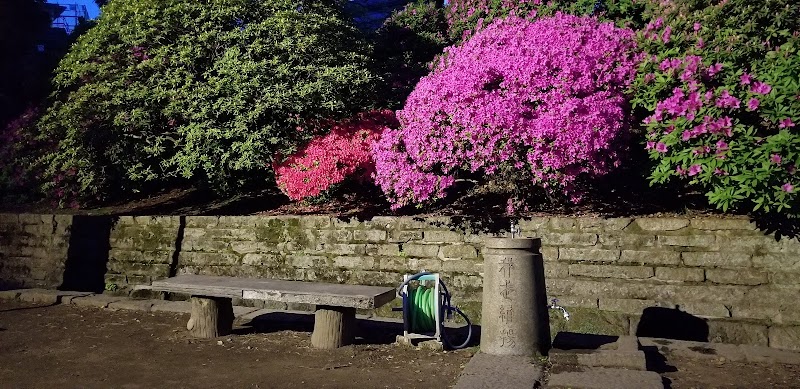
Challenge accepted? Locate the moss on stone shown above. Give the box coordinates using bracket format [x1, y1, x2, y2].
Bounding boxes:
[254, 219, 285, 242]
[283, 218, 310, 248]
[122, 224, 173, 251]
[549, 307, 629, 339]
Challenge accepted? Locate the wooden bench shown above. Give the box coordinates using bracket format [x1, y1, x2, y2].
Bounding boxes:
[150, 274, 396, 349]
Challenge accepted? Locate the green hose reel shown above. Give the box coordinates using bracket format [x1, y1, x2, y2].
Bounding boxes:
[408, 284, 437, 333]
[398, 272, 474, 350]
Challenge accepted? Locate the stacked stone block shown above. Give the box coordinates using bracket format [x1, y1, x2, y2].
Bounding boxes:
[104, 216, 180, 288]
[526, 216, 800, 350]
[0, 214, 71, 288]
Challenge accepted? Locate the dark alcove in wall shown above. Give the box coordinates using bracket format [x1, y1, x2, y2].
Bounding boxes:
[59, 216, 116, 293]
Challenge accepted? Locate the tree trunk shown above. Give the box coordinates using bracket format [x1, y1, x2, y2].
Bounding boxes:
[310, 305, 355, 349]
[186, 296, 233, 338]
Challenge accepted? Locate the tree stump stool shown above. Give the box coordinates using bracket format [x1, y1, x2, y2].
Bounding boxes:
[187, 296, 234, 338]
[310, 305, 356, 349]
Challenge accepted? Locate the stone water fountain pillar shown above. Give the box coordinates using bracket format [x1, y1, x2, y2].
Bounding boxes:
[481, 237, 551, 356]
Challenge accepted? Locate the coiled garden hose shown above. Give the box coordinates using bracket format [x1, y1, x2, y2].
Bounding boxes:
[397, 272, 473, 350]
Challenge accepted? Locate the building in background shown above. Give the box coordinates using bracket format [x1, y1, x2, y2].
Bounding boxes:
[46, 0, 90, 35]
[345, 0, 413, 31]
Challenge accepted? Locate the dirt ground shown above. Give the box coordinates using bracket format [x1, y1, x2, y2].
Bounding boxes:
[0, 301, 472, 389]
[3, 300, 800, 389]
[661, 355, 800, 389]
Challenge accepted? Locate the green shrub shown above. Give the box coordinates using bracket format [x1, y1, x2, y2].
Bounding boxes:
[373, 1, 449, 108]
[633, 0, 800, 213]
[35, 0, 376, 204]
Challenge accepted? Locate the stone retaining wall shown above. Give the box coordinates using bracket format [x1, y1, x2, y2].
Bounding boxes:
[0, 214, 71, 288]
[1, 213, 799, 350]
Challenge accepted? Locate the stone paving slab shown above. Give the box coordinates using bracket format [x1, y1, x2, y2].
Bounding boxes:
[740, 344, 800, 365]
[547, 367, 663, 389]
[17, 289, 92, 305]
[108, 299, 167, 312]
[151, 274, 396, 309]
[0, 289, 23, 300]
[453, 353, 542, 389]
[71, 294, 126, 308]
[640, 337, 746, 361]
[639, 337, 800, 365]
[551, 336, 647, 370]
[233, 306, 259, 318]
[578, 351, 647, 370]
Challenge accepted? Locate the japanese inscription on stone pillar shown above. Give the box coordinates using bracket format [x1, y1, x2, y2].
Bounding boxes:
[498, 257, 515, 348]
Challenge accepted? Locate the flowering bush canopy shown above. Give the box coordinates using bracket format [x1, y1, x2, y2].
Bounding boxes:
[634, 0, 800, 213]
[275, 110, 398, 201]
[373, 14, 639, 209]
[34, 0, 376, 205]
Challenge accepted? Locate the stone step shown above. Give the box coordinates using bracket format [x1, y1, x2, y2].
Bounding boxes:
[547, 367, 663, 389]
[454, 353, 542, 389]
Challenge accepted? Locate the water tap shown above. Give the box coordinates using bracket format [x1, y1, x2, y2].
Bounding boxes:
[548, 298, 570, 321]
[510, 221, 520, 238]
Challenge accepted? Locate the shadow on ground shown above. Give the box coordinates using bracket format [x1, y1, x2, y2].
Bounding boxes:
[236, 310, 479, 348]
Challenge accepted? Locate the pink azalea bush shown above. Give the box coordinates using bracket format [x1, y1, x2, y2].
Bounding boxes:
[634, 0, 800, 213]
[372, 14, 639, 209]
[0, 107, 55, 203]
[274, 111, 398, 201]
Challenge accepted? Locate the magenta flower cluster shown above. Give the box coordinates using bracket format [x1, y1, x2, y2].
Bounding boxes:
[372, 14, 639, 209]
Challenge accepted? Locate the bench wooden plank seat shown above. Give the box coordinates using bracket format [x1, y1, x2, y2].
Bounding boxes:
[150, 274, 396, 349]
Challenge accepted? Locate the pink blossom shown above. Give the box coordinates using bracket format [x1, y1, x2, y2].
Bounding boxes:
[707, 63, 723, 77]
[714, 168, 727, 176]
[715, 90, 740, 109]
[696, 38, 705, 49]
[644, 73, 655, 83]
[646, 141, 655, 149]
[275, 111, 397, 200]
[771, 154, 782, 164]
[506, 197, 516, 215]
[656, 142, 668, 153]
[740, 73, 752, 85]
[676, 166, 687, 175]
[716, 140, 729, 152]
[751, 82, 772, 95]
[688, 164, 702, 176]
[782, 183, 794, 193]
[693, 22, 702, 32]
[747, 98, 760, 111]
[779, 118, 796, 128]
[661, 26, 672, 43]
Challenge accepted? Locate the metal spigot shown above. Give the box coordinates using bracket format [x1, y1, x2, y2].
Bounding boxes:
[548, 298, 570, 321]
[510, 221, 520, 238]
